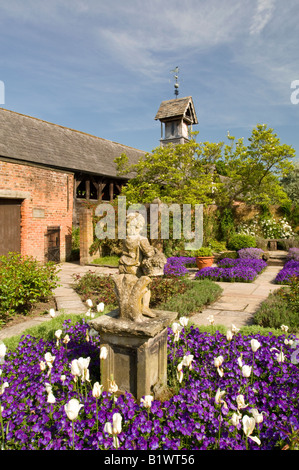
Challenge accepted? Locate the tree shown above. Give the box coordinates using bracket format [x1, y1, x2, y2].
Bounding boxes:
[280, 161, 299, 204]
[115, 136, 222, 205]
[215, 124, 295, 207]
[115, 124, 296, 208]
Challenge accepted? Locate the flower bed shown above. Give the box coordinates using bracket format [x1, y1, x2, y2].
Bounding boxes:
[275, 260, 299, 284]
[195, 258, 267, 283]
[0, 320, 298, 450]
[164, 256, 196, 277]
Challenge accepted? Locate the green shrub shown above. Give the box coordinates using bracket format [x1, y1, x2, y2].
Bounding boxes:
[0, 252, 59, 322]
[217, 251, 238, 260]
[73, 271, 117, 305]
[208, 240, 227, 253]
[150, 277, 191, 307]
[193, 247, 214, 257]
[158, 279, 222, 316]
[253, 281, 299, 332]
[227, 234, 256, 251]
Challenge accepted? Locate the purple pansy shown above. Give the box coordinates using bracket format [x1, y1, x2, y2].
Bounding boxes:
[0, 319, 298, 450]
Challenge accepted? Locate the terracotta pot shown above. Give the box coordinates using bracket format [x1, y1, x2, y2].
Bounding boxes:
[196, 256, 214, 271]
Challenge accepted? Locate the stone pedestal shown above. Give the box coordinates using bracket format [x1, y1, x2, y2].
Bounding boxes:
[90, 309, 177, 401]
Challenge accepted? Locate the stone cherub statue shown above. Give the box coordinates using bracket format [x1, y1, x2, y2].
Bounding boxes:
[113, 212, 167, 322]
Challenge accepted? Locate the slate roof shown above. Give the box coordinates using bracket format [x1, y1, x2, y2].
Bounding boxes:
[0, 108, 146, 178]
[155, 96, 198, 124]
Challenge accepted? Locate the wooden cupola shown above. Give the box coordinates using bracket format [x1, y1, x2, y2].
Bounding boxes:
[155, 96, 198, 147]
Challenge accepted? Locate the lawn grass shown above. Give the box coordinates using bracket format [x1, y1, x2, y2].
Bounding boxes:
[91, 256, 120, 267]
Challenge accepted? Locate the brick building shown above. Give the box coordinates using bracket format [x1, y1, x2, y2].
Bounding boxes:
[0, 108, 145, 262]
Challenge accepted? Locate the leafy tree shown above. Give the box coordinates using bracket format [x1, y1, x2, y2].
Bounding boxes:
[115, 124, 295, 208]
[280, 161, 299, 204]
[216, 124, 295, 207]
[115, 136, 221, 205]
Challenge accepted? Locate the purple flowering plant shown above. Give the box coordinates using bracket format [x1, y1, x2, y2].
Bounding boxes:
[0, 318, 298, 450]
[164, 257, 196, 278]
[275, 260, 299, 284]
[238, 248, 265, 259]
[195, 258, 267, 283]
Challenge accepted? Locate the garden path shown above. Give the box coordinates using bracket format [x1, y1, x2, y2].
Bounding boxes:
[0, 253, 286, 340]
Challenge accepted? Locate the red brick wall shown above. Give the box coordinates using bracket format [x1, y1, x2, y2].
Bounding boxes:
[0, 160, 74, 262]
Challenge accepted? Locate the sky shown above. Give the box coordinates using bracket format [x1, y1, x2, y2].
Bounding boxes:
[1, 0, 299, 161]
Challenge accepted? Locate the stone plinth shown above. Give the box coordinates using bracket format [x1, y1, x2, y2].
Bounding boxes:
[90, 309, 177, 400]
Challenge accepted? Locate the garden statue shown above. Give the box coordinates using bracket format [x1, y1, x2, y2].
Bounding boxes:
[113, 212, 167, 322]
[90, 211, 177, 400]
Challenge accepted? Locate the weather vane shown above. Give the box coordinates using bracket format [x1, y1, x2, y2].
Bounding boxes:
[171, 66, 179, 98]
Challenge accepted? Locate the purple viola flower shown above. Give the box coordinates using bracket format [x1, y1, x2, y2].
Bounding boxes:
[164, 256, 196, 277]
[1, 319, 298, 450]
[238, 248, 265, 259]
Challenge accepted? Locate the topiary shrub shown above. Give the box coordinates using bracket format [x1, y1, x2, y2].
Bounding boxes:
[227, 234, 256, 251]
[0, 252, 59, 323]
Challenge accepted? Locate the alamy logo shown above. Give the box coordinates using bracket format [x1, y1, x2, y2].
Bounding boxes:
[0, 81, 4, 105]
[290, 80, 299, 105]
[94, 196, 203, 251]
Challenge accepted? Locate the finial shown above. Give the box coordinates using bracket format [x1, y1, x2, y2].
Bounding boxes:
[170, 66, 179, 98]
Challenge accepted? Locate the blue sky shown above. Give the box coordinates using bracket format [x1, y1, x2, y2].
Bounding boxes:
[1, 0, 299, 161]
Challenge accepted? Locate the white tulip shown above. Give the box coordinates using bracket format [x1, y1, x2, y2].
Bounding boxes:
[251, 408, 264, 424]
[280, 324, 289, 332]
[60, 374, 66, 384]
[179, 316, 189, 327]
[176, 362, 184, 383]
[0, 342, 7, 364]
[47, 392, 56, 404]
[171, 322, 182, 342]
[63, 334, 70, 344]
[55, 329, 62, 339]
[49, 308, 56, 318]
[104, 413, 122, 449]
[86, 299, 93, 307]
[230, 411, 242, 427]
[242, 415, 261, 445]
[182, 354, 194, 370]
[250, 339, 261, 353]
[236, 394, 248, 409]
[276, 352, 285, 363]
[214, 356, 224, 368]
[109, 379, 118, 394]
[64, 398, 83, 421]
[45, 383, 52, 394]
[39, 361, 46, 371]
[231, 324, 240, 334]
[100, 346, 108, 360]
[140, 395, 154, 409]
[97, 302, 105, 312]
[70, 359, 81, 378]
[207, 315, 214, 325]
[92, 382, 104, 399]
[237, 356, 243, 368]
[77, 357, 90, 382]
[44, 352, 55, 369]
[242, 365, 252, 378]
[226, 330, 233, 341]
[0, 382, 9, 396]
[215, 388, 227, 408]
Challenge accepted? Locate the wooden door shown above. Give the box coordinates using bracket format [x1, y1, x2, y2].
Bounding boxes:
[0, 199, 21, 256]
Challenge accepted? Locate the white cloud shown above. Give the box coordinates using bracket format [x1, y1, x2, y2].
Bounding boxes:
[249, 0, 276, 35]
